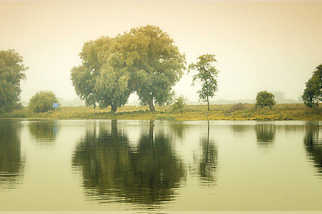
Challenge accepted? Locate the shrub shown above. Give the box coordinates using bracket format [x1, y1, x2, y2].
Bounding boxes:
[170, 97, 185, 113]
[256, 91, 276, 109]
[29, 91, 59, 113]
[229, 103, 247, 112]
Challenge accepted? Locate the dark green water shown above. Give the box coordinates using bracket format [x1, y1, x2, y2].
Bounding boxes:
[0, 119, 321, 212]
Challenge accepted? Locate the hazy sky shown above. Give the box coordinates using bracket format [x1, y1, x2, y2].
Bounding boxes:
[1, 0, 322, 103]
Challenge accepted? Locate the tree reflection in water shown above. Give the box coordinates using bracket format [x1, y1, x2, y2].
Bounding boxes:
[169, 121, 187, 139]
[304, 122, 322, 175]
[28, 120, 59, 143]
[72, 120, 185, 207]
[0, 120, 24, 188]
[199, 120, 217, 184]
[255, 124, 276, 146]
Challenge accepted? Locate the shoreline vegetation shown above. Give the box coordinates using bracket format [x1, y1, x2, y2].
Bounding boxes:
[0, 104, 321, 121]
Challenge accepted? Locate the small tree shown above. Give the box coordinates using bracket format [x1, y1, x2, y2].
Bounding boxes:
[29, 91, 58, 113]
[170, 96, 185, 113]
[189, 54, 218, 111]
[256, 91, 276, 109]
[302, 65, 322, 108]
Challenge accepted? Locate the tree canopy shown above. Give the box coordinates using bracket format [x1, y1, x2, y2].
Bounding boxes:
[115, 25, 186, 111]
[256, 91, 276, 109]
[71, 25, 185, 112]
[71, 37, 131, 112]
[29, 91, 58, 113]
[0, 49, 27, 112]
[189, 54, 218, 111]
[302, 65, 322, 108]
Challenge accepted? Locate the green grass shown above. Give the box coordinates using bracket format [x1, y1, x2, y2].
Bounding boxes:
[0, 104, 321, 121]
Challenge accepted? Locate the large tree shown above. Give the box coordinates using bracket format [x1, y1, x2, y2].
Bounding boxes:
[189, 54, 218, 111]
[71, 37, 131, 112]
[0, 49, 27, 112]
[302, 65, 322, 108]
[115, 25, 186, 111]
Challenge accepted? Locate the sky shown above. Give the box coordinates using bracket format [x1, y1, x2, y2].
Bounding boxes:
[1, 0, 322, 104]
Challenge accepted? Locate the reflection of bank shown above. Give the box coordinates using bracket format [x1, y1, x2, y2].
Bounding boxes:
[0, 120, 24, 188]
[255, 124, 276, 146]
[28, 120, 59, 143]
[304, 123, 322, 175]
[72, 120, 185, 207]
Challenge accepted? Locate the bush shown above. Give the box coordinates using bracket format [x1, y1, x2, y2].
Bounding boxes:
[170, 97, 185, 113]
[256, 91, 276, 109]
[29, 91, 59, 113]
[228, 103, 247, 112]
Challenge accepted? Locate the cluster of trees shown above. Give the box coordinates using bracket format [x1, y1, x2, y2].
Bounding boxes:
[255, 64, 322, 109]
[71, 25, 219, 112]
[0, 25, 321, 114]
[71, 25, 186, 112]
[0, 50, 59, 113]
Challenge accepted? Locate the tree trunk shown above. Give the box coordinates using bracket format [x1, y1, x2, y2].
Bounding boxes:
[148, 99, 155, 112]
[207, 96, 210, 111]
[111, 104, 117, 113]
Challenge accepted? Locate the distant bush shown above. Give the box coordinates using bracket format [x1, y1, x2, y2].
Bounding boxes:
[29, 91, 59, 113]
[229, 103, 247, 112]
[256, 91, 276, 109]
[170, 97, 185, 113]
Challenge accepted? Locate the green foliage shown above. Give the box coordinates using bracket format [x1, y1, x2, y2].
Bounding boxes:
[71, 26, 185, 112]
[0, 49, 27, 112]
[256, 91, 276, 109]
[302, 65, 322, 108]
[189, 54, 218, 111]
[228, 103, 248, 112]
[29, 91, 58, 113]
[170, 96, 185, 113]
[115, 25, 186, 111]
[71, 37, 131, 112]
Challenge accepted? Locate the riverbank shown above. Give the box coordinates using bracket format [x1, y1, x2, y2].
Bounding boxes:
[0, 104, 321, 121]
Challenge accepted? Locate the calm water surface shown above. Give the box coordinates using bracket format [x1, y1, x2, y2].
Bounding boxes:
[0, 119, 321, 211]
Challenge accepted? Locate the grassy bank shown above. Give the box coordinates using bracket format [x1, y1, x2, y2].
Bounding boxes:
[0, 104, 321, 121]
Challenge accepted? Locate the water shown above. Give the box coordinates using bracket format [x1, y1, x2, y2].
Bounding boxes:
[0, 119, 321, 212]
